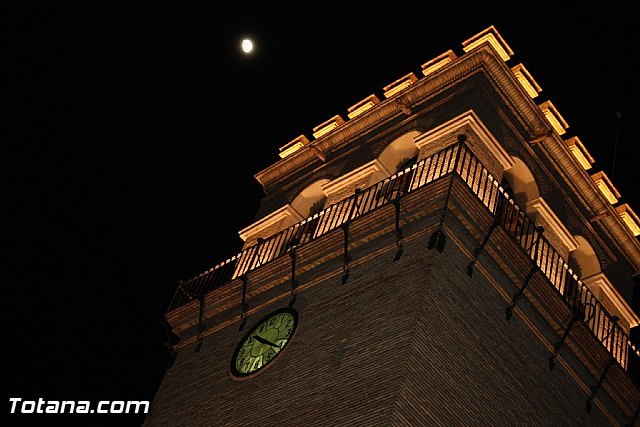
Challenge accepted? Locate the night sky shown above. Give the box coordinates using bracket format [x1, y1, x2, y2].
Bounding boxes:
[6, 3, 637, 426]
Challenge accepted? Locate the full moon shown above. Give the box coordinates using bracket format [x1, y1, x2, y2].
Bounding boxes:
[241, 39, 254, 54]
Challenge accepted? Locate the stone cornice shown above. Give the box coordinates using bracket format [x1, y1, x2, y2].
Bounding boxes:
[565, 136, 594, 170]
[591, 171, 621, 205]
[534, 131, 640, 273]
[253, 43, 549, 190]
[414, 110, 514, 173]
[238, 204, 303, 242]
[616, 204, 640, 237]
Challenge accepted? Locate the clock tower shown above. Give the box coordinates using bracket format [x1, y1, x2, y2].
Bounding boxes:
[145, 27, 640, 426]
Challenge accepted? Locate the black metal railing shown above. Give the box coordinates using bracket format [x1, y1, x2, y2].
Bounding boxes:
[168, 140, 639, 372]
[169, 143, 462, 310]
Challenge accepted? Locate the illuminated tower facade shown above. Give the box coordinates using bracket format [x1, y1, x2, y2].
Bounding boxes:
[145, 27, 640, 426]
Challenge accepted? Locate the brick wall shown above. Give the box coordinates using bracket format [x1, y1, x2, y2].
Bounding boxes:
[146, 178, 638, 426]
[390, 228, 612, 426]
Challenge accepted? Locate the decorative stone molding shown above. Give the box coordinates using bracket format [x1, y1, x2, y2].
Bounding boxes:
[582, 273, 640, 333]
[279, 135, 310, 159]
[414, 110, 514, 182]
[251, 41, 640, 273]
[313, 115, 346, 139]
[539, 131, 640, 272]
[462, 25, 513, 61]
[347, 95, 381, 119]
[565, 136, 594, 170]
[616, 204, 640, 236]
[254, 43, 550, 190]
[321, 159, 391, 206]
[525, 196, 578, 259]
[591, 171, 620, 205]
[539, 100, 569, 136]
[421, 50, 457, 76]
[238, 204, 304, 248]
[383, 73, 418, 99]
[511, 64, 541, 98]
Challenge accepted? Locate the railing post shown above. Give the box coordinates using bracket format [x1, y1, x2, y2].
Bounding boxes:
[289, 249, 299, 307]
[175, 280, 187, 305]
[350, 188, 363, 221]
[467, 215, 500, 277]
[237, 239, 263, 332]
[195, 293, 206, 352]
[453, 135, 466, 174]
[548, 312, 580, 370]
[506, 226, 544, 321]
[160, 316, 180, 361]
[238, 275, 249, 332]
[341, 188, 362, 285]
[392, 198, 404, 261]
[586, 356, 616, 413]
[428, 136, 466, 253]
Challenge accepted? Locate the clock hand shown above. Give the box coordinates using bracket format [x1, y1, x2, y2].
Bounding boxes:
[254, 334, 281, 348]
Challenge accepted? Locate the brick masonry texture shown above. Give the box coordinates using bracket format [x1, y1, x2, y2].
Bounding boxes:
[145, 178, 637, 426]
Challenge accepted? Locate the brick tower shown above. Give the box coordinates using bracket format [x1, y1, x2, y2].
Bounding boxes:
[145, 27, 640, 426]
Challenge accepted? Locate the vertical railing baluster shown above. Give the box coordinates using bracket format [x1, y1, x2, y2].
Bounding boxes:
[408, 163, 419, 192]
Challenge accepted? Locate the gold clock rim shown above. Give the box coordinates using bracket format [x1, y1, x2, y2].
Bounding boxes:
[229, 307, 299, 380]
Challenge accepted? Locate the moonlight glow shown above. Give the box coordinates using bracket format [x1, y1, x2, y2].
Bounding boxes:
[241, 39, 254, 54]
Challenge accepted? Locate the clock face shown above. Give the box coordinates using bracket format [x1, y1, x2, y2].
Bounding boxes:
[230, 307, 298, 378]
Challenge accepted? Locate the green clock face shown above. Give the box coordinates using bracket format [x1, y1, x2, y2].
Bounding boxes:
[230, 307, 298, 378]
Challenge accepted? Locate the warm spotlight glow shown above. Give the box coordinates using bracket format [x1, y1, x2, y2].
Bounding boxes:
[312, 116, 345, 139]
[591, 171, 620, 205]
[241, 39, 254, 54]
